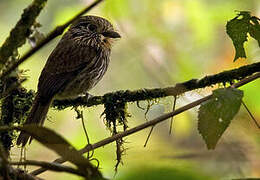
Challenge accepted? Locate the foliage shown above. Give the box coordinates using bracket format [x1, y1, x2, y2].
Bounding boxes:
[0, 0, 259, 179]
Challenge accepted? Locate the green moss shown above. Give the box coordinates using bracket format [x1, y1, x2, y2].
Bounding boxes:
[103, 93, 128, 132]
[0, 0, 48, 65]
[53, 61, 260, 111]
[0, 82, 34, 151]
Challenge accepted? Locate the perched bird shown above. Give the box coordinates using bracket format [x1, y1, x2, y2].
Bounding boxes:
[17, 15, 121, 146]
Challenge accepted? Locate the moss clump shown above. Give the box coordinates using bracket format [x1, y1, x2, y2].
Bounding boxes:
[103, 92, 129, 133]
[0, 85, 34, 151]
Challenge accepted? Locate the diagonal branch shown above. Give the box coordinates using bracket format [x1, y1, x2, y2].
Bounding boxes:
[31, 72, 260, 176]
[0, 0, 105, 80]
[53, 62, 260, 110]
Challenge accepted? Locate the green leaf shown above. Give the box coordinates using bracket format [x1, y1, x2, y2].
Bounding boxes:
[198, 88, 243, 149]
[226, 11, 260, 61]
[226, 11, 250, 61]
[0, 125, 103, 179]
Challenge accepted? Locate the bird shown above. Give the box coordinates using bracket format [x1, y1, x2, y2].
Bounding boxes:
[17, 15, 121, 146]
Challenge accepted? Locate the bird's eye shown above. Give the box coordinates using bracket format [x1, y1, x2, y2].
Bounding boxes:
[88, 24, 97, 31]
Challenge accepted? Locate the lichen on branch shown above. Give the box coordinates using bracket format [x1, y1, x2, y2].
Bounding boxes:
[0, 0, 47, 66]
[53, 61, 260, 109]
[0, 0, 105, 80]
[52, 61, 260, 144]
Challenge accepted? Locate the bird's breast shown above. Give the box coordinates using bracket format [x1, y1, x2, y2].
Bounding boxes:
[55, 50, 110, 100]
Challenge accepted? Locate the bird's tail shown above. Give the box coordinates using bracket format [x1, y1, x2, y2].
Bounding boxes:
[17, 94, 52, 146]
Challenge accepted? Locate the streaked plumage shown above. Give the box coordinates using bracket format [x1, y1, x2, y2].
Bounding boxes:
[17, 16, 120, 146]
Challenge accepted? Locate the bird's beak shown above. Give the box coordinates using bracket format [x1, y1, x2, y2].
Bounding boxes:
[101, 31, 121, 38]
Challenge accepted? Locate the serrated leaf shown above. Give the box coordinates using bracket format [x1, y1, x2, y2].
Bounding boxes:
[198, 88, 243, 149]
[226, 12, 251, 61]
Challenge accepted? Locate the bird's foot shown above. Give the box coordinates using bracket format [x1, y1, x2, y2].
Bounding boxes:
[81, 92, 94, 100]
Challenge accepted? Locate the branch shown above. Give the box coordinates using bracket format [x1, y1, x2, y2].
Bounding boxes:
[31, 72, 260, 176]
[0, 144, 10, 179]
[0, 0, 104, 153]
[0, 0, 105, 80]
[53, 62, 260, 109]
[0, 78, 26, 99]
[1, 145, 42, 180]
[8, 166, 43, 180]
[10, 160, 87, 177]
[0, 0, 47, 66]
[0, 0, 48, 153]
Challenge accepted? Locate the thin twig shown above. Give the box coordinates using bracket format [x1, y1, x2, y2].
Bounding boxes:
[143, 100, 155, 147]
[0, 0, 105, 80]
[10, 160, 86, 177]
[169, 96, 177, 134]
[81, 112, 90, 146]
[79, 110, 93, 159]
[242, 101, 260, 129]
[143, 126, 155, 147]
[31, 72, 260, 176]
[231, 72, 260, 88]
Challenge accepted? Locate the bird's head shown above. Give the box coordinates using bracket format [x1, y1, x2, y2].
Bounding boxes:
[69, 15, 121, 49]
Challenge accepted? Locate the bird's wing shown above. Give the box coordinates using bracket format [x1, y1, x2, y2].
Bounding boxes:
[37, 38, 99, 100]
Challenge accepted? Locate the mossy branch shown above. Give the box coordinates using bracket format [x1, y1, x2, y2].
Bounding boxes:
[31, 72, 260, 176]
[0, 0, 105, 153]
[0, 0, 105, 80]
[0, 0, 47, 153]
[53, 61, 260, 109]
[0, 0, 47, 66]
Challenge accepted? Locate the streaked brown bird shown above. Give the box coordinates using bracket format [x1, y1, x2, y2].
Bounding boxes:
[17, 15, 120, 146]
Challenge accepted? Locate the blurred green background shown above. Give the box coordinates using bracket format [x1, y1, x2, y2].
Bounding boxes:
[1, 0, 260, 179]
